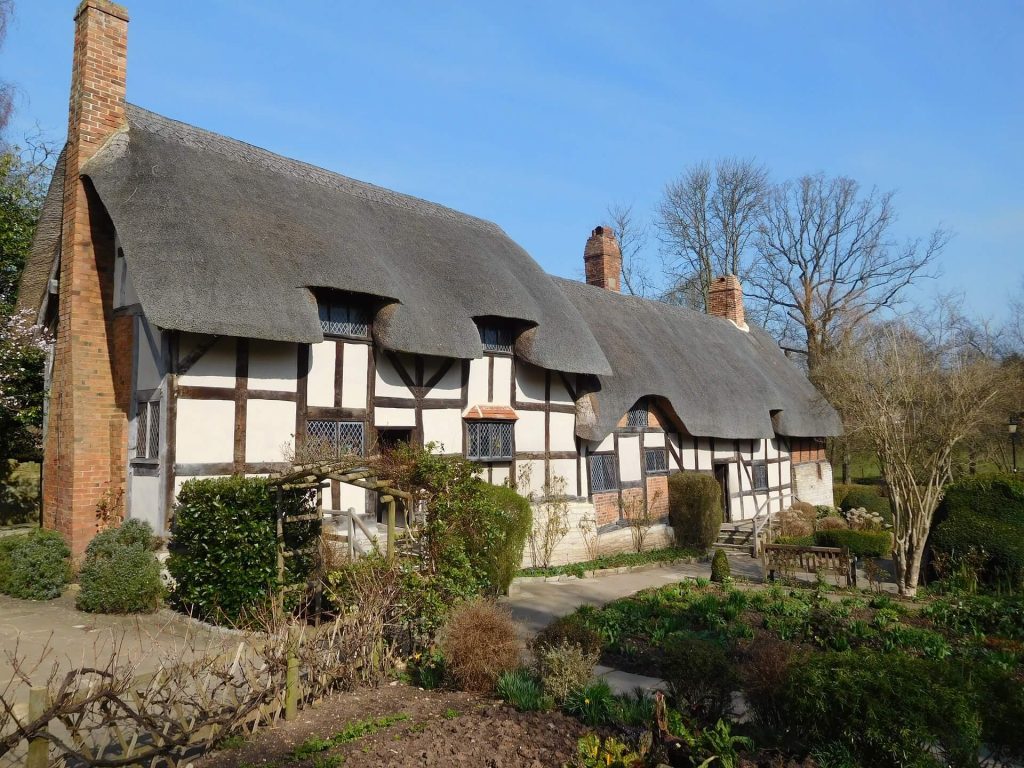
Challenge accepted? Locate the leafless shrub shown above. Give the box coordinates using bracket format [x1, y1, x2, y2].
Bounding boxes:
[438, 599, 521, 693]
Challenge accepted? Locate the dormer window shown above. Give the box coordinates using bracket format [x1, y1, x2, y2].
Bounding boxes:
[626, 400, 647, 428]
[318, 300, 369, 339]
[478, 324, 513, 354]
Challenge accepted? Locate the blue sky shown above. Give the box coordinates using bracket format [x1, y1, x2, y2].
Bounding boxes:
[3, 1, 1022, 323]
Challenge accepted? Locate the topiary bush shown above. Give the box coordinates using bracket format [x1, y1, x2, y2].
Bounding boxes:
[660, 633, 736, 725]
[76, 519, 164, 614]
[813, 529, 891, 558]
[668, 471, 722, 550]
[710, 548, 730, 582]
[470, 483, 532, 595]
[0, 528, 70, 600]
[438, 598, 521, 693]
[168, 477, 318, 624]
[931, 474, 1024, 589]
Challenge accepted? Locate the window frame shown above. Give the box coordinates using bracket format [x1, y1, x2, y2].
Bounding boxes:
[477, 323, 514, 355]
[306, 419, 366, 458]
[317, 299, 370, 340]
[466, 420, 515, 462]
[644, 447, 669, 475]
[626, 400, 647, 429]
[589, 453, 618, 494]
[133, 397, 161, 463]
[751, 461, 770, 491]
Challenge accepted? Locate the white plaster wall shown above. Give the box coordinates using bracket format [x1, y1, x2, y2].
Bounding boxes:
[515, 411, 546, 452]
[644, 431, 666, 448]
[424, 359, 462, 399]
[793, 461, 834, 506]
[595, 434, 615, 453]
[490, 465, 511, 486]
[492, 357, 512, 405]
[178, 334, 235, 389]
[550, 458, 577, 493]
[519, 459, 546, 495]
[176, 399, 235, 463]
[341, 343, 369, 408]
[578, 455, 589, 496]
[307, 341, 335, 407]
[376, 408, 416, 427]
[136, 318, 163, 390]
[245, 399, 296, 463]
[422, 409, 463, 453]
[466, 358, 488, 404]
[549, 374, 573, 405]
[713, 440, 735, 460]
[248, 341, 297, 392]
[514, 362, 546, 404]
[549, 411, 576, 452]
[695, 438, 713, 471]
[375, 353, 413, 398]
[128, 473, 162, 532]
[618, 435, 641, 483]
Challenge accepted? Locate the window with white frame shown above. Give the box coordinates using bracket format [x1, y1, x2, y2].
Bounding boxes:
[307, 420, 365, 457]
[318, 300, 369, 338]
[752, 462, 769, 491]
[644, 447, 668, 474]
[626, 400, 647, 428]
[478, 324, 513, 354]
[589, 454, 617, 493]
[134, 399, 160, 460]
[466, 421, 514, 461]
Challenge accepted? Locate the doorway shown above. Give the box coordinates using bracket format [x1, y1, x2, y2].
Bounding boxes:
[713, 463, 730, 522]
[375, 429, 413, 524]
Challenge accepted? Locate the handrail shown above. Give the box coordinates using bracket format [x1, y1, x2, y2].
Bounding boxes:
[323, 507, 379, 558]
[750, 495, 776, 556]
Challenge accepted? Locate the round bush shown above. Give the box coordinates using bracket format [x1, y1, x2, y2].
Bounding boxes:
[710, 548, 730, 582]
[438, 598, 521, 693]
[77, 520, 163, 614]
[813, 529, 891, 558]
[815, 516, 848, 532]
[0, 528, 70, 600]
[839, 486, 892, 523]
[668, 472, 722, 550]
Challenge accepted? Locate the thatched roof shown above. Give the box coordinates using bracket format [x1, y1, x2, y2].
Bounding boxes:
[16, 146, 66, 318]
[557, 278, 842, 441]
[79, 105, 612, 375]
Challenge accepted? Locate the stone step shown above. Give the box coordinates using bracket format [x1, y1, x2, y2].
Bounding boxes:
[711, 542, 754, 554]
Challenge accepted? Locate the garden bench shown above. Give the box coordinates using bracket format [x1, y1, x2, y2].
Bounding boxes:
[762, 544, 855, 587]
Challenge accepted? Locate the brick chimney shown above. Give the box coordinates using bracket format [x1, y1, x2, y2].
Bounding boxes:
[708, 275, 747, 329]
[43, 0, 133, 555]
[584, 226, 621, 292]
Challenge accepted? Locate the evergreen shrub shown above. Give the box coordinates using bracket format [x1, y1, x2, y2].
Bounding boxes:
[76, 519, 163, 614]
[710, 548, 731, 582]
[0, 528, 70, 600]
[668, 471, 722, 550]
[813, 529, 891, 558]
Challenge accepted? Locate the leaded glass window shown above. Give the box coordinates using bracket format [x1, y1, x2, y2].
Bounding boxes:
[307, 420, 365, 458]
[752, 462, 769, 491]
[644, 447, 668, 474]
[626, 401, 647, 428]
[478, 324, 513, 353]
[466, 421, 513, 461]
[318, 301, 369, 338]
[589, 454, 617, 493]
[134, 399, 160, 460]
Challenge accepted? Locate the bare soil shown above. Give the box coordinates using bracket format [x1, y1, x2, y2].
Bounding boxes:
[197, 683, 590, 768]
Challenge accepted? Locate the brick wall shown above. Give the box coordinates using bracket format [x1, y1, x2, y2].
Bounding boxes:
[583, 226, 621, 293]
[646, 475, 668, 519]
[708, 275, 745, 327]
[593, 491, 619, 527]
[43, 0, 132, 555]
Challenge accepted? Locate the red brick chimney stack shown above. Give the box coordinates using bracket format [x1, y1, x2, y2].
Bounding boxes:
[43, 0, 132, 555]
[584, 226, 622, 293]
[708, 275, 747, 329]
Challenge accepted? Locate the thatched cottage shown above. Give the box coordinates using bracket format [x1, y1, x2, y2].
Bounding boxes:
[18, 1, 841, 559]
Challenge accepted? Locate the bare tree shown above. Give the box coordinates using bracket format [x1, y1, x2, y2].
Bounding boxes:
[0, 1, 14, 138]
[819, 320, 1005, 596]
[605, 202, 652, 297]
[748, 174, 949, 372]
[657, 157, 768, 312]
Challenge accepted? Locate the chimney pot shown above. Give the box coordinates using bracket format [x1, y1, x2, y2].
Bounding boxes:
[584, 225, 622, 293]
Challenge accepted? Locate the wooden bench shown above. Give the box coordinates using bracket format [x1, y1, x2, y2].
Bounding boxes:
[763, 544, 855, 587]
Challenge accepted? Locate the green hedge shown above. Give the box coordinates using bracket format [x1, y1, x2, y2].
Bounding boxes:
[668, 471, 722, 550]
[814, 529, 892, 558]
[168, 477, 319, 624]
[77, 519, 164, 614]
[0, 528, 70, 600]
[931, 474, 1024, 588]
[835, 483, 892, 523]
[471, 483, 531, 595]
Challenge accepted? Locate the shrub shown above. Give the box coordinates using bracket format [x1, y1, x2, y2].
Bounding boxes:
[661, 634, 735, 725]
[77, 520, 164, 614]
[777, 507, 813, 538]
[471, 483, 532, 594]
[668, 471, 722, 550]
[532, 614, 604, 658]
[740, 637, 794, 732]
[813, 529, 891, 558]
[844, 507, 885, 531]
[168, 477, 318, 624]
[815, 516, 848, 532]
[537, 641, 598, 702]
[564, 679, 615, 726]
[931, 473, 1024, 589]
[815, 504, 840, 519]
[438, 598, 521, 692]
[496, 668, 552, 712]
[838, 485, 891, 523]
[777, 650, 980, 767]
[710, 549, 730, 582]
[0, 528, 70, 600]
[790, 500, 816, 518]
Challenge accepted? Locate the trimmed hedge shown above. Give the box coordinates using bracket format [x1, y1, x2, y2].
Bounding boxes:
[0, 528, 70, 600]
[168, 477, 319, 624]
[668, 471, 722, 550]
[710, 548, 730, 582]
[76, 519, 164, 614]
[471, 483, 531, 595]
[932, 474, 1024, 588]
[814, 529, 891, 558]
[836, 484, 892, 523]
